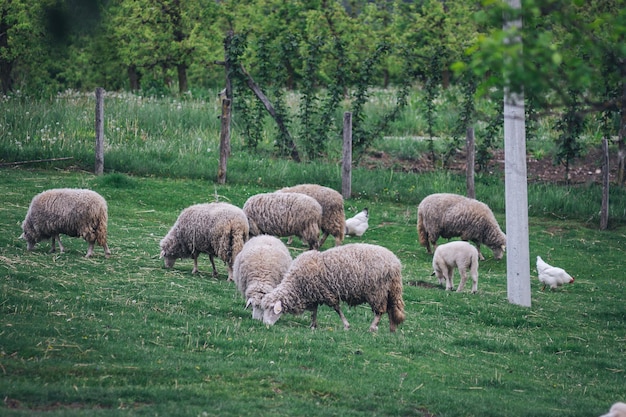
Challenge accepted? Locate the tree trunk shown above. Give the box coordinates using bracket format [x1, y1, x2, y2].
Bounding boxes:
[128, 65, 141, 91]
[177, 63, 188, 93]
[618, 77, 626, 186]
[217, 98, 231, 184]
[466, 126, 475, 199]
[239, 63, 300, 162]
[601, 136, 609, 230]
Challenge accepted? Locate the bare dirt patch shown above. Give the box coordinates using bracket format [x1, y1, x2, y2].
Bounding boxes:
[362, 147, 618, 185]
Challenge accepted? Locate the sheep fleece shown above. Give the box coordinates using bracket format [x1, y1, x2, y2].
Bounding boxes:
[278, 184, 345, 246]
[417, 193, 506, 259]
[21, 188, 109, 253]
[262, 243, 405, 330]
[160, 202, 249, 272]
[243, 192, 322, 249]
[233, 235, 292, 319]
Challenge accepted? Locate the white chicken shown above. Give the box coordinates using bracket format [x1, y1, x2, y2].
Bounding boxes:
[536, 256, 575, 291]
[345, 208, 369, 237]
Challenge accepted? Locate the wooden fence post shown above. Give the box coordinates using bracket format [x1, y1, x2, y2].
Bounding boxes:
[94, 87, 105, 175]
[217, 98, 231, 184]
[600, 136, 609, 230]
[466, 126, 475, 199]
[342, 112, 352, 200]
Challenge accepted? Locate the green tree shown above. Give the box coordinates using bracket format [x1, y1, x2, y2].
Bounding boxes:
[463, 0, 626, 185]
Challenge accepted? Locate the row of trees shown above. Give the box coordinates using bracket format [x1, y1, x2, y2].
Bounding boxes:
[1, 0, 624, 183]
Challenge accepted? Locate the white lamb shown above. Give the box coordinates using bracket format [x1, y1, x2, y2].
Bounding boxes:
[233, 235, 292, 320]
[432, 241, 479, 293]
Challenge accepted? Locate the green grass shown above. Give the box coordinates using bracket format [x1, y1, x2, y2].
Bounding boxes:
[1, 168, 624, 416]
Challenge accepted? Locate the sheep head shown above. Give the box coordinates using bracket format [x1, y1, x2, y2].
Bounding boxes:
[262, 300, 283, 326]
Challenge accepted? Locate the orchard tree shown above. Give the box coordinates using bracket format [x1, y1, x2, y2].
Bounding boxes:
[107, 0, 219, 93]
[464, 0, 626, 185]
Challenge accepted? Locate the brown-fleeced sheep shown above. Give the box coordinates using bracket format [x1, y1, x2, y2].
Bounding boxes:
[243, 192, 322, 250]
[160, 202, 249, 278]
[21, 188, 111, 258]
[417, 193, 506, 260]
[278, 184, 345, 246]
[261, 243, 405, 332]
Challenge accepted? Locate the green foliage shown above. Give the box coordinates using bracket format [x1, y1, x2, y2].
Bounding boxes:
[553, 89, 587, 183]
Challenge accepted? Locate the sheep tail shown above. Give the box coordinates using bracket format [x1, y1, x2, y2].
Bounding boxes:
[387, 273, 406, 330]
[417, 211, 427, 248]
[229, 229, 247, 267]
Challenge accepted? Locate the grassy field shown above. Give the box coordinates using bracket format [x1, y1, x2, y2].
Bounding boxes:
[0, 168, 624, 417]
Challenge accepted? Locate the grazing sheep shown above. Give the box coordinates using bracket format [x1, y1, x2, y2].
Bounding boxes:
[243, 192, 322, 250]
[417, 193, 506, 260]
[599, 402, 626, 417]
[21, 188, 111, 258]
[233, 235, 292, 320]
[160, 202, 249, 278]
[432, 241, 479, 293]
[345, 208, 369, 237]
[278, 184, 345, 246]
[261, 243, 405, 332]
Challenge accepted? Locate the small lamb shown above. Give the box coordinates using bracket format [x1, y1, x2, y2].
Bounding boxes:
[233, 235, 292, 320]
[160, 202, 249, 278]
[21, 188, 111, 258]
[261, 243, 405, 332]
[432, 241, 479, 293]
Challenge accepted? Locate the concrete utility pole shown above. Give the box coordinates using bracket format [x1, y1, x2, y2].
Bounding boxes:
[504, 0, 531, 307]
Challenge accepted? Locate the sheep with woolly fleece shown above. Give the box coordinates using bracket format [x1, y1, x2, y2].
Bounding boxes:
[278, 184, 345, 246]
[243, 192, 322, 250]
[417, 193, 506, 260]
[599, 402, 626, 417]
[160, 202, 249, 278]
[21, 188, 111, 258]
[261, 243, 405, 332]
[432, 241, 479, 293]
[233, 235, 292, 320]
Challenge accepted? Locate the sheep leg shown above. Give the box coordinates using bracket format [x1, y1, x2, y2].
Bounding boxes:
[456, 266, 468, 292]
[103, 244, 111, 258]
[445, 266, 454, 291]
[192, 255, 199, 274]
[309, 306, 319, 329]
[318, 232, 329, 248]
[333, 305, 350, 330]
[208, 254, 218, 278]
[85, 242, 95, 258]
[52, 235, 65, 253]
[474, 242, 485, 261]
[369, 314, 381, 332]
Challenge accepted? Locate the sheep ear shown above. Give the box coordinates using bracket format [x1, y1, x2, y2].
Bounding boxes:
[159, 250, 165, 259]
[273, 301, 282, 314]
[245, 299, 253, 309]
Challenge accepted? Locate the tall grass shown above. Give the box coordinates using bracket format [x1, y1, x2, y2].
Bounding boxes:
[1, 89, 625, 226]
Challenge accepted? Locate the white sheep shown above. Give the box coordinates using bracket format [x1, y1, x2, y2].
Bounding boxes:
[233, 235, 292, 320]
[21, 188, 111, 258]
[278, 184, 345, 246]
[160, 202, 249, 278]
[417, 193, 506, 260]
[599, 402, 626, 417]
[261, 243, 406, 332]
[243, 192, 322, 250]
[432, 241, 479, 293]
